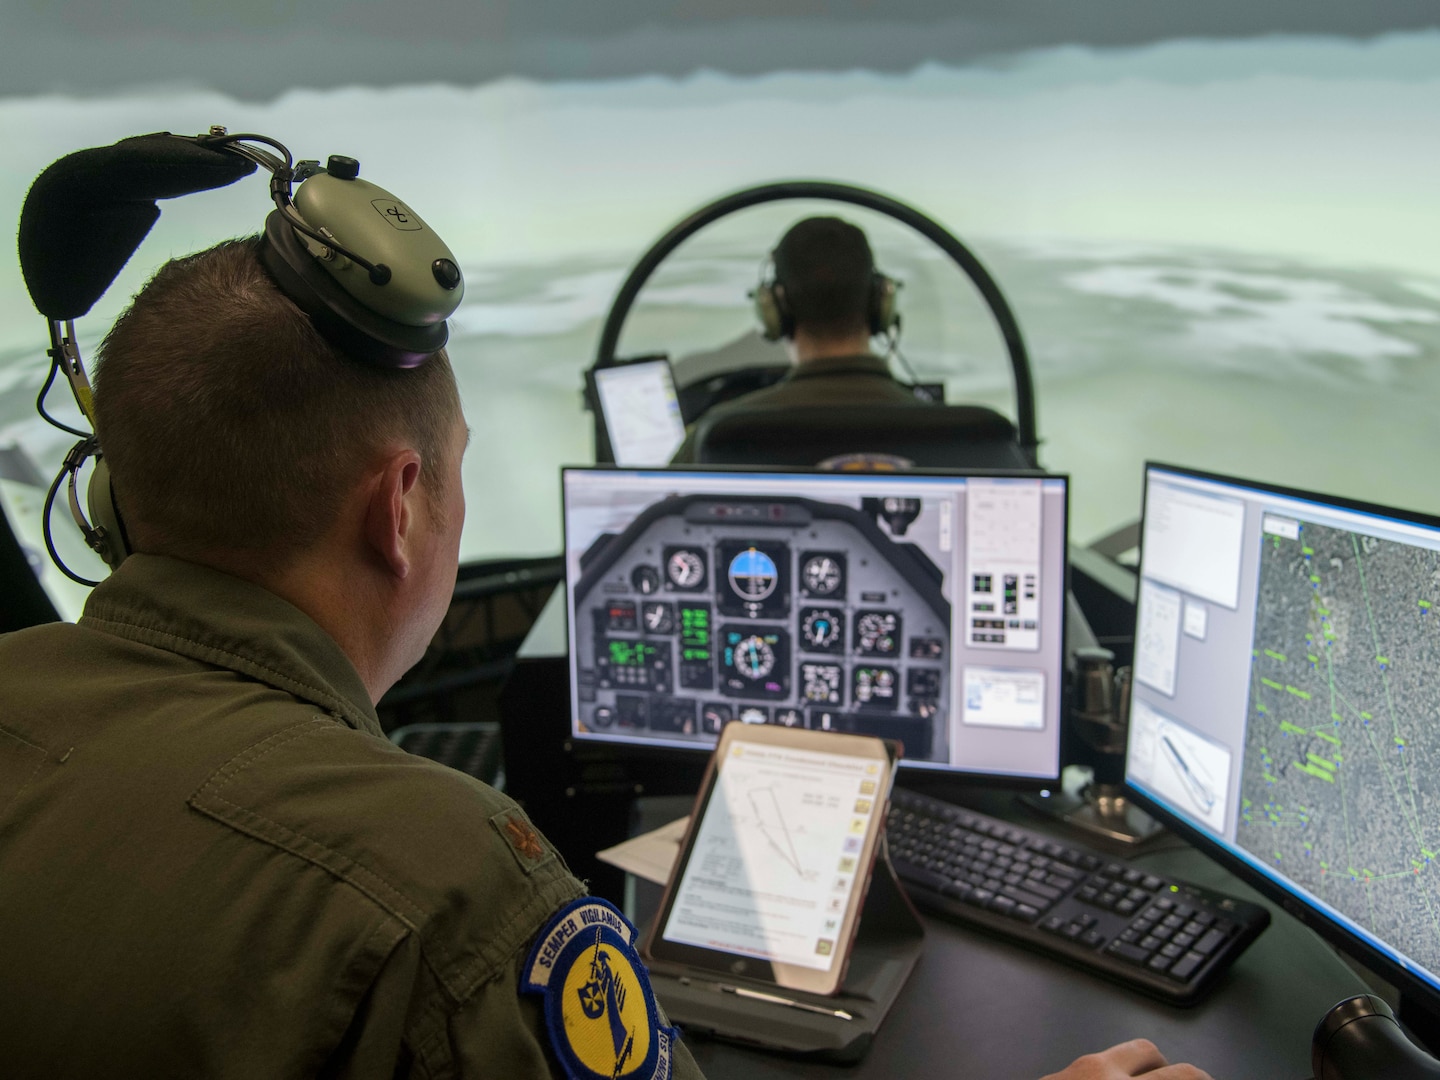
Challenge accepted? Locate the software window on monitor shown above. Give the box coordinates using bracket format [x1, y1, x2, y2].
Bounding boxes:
[563, 468, 1068, 779]
[1128, 464, 1440, 994]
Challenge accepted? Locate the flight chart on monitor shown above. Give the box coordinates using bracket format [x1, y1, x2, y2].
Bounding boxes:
[1237, 515, 1440, 974]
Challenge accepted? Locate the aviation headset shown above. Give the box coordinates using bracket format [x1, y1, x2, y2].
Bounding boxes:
[751, 240, 900, 343]
[16, 126, 466, 586]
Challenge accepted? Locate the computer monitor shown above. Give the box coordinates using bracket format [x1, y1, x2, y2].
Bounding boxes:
[1126, 463, 1440, 1017]
[592, 358, 687, 467]
[563, 466, 1069, 779]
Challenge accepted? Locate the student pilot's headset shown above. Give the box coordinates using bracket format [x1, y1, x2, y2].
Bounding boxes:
[16, 126, 466, 586]
[750, 248, 901, 343]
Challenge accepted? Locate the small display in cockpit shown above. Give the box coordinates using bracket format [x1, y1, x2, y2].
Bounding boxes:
[599, 600, 638, 633]
[717, 540, 790, 619]
[854, 609, 901, 656]
[719, 626, 791, 699]
[800, 551, 847, 599]
[853, 665, 898, 710]
[799, 607, 845, 653]
[678, 603, 713, 690]
[665, 546, 708, 591]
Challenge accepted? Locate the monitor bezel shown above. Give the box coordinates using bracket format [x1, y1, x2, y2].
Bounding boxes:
[559, 462, 1071, 786]
[1125, 459, 1440, 1015]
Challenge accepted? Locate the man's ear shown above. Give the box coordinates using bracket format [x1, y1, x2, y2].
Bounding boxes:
[364, 450, 424, 580]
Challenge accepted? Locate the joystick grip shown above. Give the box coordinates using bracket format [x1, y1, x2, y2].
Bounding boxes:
[1313, 995, 1440, 1080]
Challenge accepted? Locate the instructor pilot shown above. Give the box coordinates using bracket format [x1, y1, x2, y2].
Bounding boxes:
[0, 232, 1209, 1080]
[670, 215, 923, 463]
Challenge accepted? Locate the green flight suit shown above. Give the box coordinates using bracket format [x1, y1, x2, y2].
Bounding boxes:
[0, 554, 703, 1080]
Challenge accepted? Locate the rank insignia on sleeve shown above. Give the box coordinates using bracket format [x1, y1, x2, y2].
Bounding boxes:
[491, 807, 553, 874]
[522, 898, 677, 1080]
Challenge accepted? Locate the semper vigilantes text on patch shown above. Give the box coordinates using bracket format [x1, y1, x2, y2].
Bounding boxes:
[522, 897, 678, 1080]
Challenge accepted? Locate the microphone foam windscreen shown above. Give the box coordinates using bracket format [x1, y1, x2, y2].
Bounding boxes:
[17, 133, 257, 320]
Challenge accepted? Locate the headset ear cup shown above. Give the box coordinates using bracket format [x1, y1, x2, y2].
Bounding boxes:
[85, 455, 131, 570]
[870, 272, 899, 336]
[753, 283, 787, 341]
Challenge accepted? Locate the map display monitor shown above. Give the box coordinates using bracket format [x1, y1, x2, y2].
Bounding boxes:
[1127, 464, 1440, 1007]
[563, 467, 1069, 780]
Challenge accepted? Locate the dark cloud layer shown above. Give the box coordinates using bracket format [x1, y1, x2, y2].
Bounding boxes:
[5, 0, 1438, 99]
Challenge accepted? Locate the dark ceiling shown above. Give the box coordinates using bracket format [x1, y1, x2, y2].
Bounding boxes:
[5, 0, 1438, 99]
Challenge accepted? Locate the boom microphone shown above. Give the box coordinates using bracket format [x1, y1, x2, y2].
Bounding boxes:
[18, 133, 257, 321]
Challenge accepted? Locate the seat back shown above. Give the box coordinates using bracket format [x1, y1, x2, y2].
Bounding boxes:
[691, 403, 1036, 470]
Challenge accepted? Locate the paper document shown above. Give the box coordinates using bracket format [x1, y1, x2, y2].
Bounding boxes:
[596, 815, 690, 885]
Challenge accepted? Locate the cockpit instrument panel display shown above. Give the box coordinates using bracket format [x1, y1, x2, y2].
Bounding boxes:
[564, 468, 1068, 779]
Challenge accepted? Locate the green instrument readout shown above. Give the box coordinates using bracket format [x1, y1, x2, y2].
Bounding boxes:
[680, 604, 711, 661]
[609, 639, 660, 667]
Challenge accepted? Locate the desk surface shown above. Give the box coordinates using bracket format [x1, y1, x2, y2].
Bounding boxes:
[638, 798, 1369, 1080]
[525, 590, 1370, 1077]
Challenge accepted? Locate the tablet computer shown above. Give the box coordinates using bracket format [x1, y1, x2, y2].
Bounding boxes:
[592, 357, 686, 466]
[644, 722, 897, 996]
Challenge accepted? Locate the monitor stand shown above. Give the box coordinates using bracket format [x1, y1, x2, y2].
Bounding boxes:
[1020, 782, 1166, 848]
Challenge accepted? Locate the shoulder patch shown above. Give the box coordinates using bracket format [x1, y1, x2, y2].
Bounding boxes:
[490, 806, 554, 874]
[522, 898, 678, 1080]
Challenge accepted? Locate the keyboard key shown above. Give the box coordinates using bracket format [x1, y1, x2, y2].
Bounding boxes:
[1160, 942, 1184, 959]
[1115, 900, 1137, 915]
[942, 880, 974, 902]
[1154, 897, 1175, 911]
[1082, 929, 1107, 949]
[1109, 941, 1151, 965]
[1162, 914, 1185, 930]
[1061, 922, 1085, 940]
[1015, 904, 1041, 921]
[1195, 928, 1228, 956]
[1139, 935, 1161, 951]
[1147, 954, 1174, 972]
[971, 887, 995, 906]
[1041, 915, 1067, 934]
[1152, 925, 1173, 942]
[1142, 875, 1163, 891]
[990, 896, 1017, 916]
[1172, 932, 1195, 949]
[1000, 884, 1054, 911]
[1169, 951, 1206, 981]
[1026, 881, 1064, 902]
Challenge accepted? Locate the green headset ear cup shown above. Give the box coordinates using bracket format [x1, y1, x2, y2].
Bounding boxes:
[870, 272, 900, 336]
[752, 281, 789, 341]
[85, 454, 131, 570]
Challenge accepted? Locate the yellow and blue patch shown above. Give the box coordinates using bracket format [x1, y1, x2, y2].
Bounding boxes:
[522, 897, 677, 1080]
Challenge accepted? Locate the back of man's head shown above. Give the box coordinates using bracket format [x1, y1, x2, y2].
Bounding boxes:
[93, 236, 460, 567]
[772, 216, 875, 340]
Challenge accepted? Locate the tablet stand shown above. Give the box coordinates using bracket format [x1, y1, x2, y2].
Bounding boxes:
[645, 843, 925, 1063]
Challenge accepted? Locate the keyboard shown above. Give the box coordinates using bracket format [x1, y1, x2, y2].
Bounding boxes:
[886, 787, 1270, 1005]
